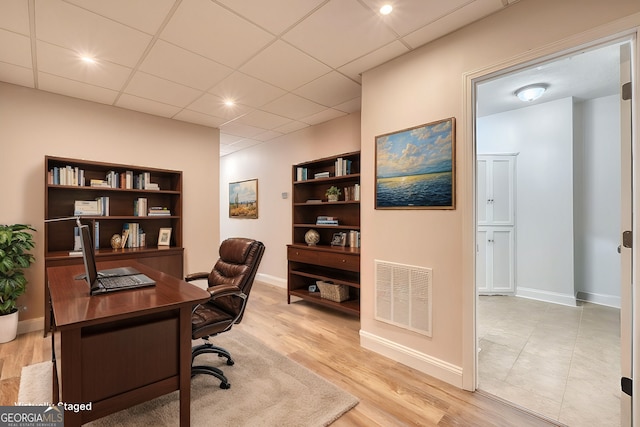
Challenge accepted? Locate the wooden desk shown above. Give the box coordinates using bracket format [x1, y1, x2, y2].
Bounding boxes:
[48, 260, 209, 426]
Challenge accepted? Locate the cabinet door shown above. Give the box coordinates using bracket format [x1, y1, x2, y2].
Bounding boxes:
[477, 156, 515, 226]
[477, 227, 514, 294]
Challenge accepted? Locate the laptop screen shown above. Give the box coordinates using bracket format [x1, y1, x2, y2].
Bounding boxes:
[79, 224, 98, 288]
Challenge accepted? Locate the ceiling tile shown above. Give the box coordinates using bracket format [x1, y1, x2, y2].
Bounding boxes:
[124, 71, 202, 107]
[140, 40, 233, 91]
[160, 0, 274, 68]
[64, 0, 176, 35]
[0, 62, 33, 87]
[293, 71, 360, 107]
[0, 0, 29, 35]
[37, 41, 132, 91]
[236, 109, 292, 129]
[240, 40, 331, 91]
[217, 0, 326, 35]
[338, 40, 409, 82]
[283, 0, 397, 68]
[300, 108, 346, 125]
[253, 129, 283, 142]
[220, 133, 245, 145]
[0, 29, 32, 68]
[186, 92, 252, 119]
[38, 72, 118, 105]
[334, 97, 361, 113]
[220, 121, 265, 138]
[261, 92, 326, 120]
[116, 93, 182, 118]
[274, 120, 309, 134]
[402, 0, 502, 48]
[208, 72, 286, 108]
[35, 0, 152, 67]
[173, 109, 228, 127]
[227, 138, 263, 150]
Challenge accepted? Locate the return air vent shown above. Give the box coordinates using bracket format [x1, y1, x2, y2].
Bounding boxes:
[375, 260, 432, 337]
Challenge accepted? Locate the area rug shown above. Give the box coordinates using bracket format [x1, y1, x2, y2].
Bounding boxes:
[18, 329, 358, 426]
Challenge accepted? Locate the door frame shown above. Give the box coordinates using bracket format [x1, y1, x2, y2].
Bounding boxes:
[460, 22, 639, 404]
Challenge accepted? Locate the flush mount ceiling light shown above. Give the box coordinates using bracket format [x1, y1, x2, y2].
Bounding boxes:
[514, 84, 548, 102]
[380, 4, 393, 15]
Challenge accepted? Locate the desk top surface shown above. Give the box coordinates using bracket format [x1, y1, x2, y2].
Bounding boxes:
[48, 260, 209, 329]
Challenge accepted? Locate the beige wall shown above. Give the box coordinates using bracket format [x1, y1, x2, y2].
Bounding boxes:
[0, 82, 220, 329]
[360, 0, 640, 387]
[219, 112, 361, 284]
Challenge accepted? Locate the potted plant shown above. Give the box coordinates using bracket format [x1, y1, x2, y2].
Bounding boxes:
[0, 224, 36, 343]
[326, 186, 341, 202]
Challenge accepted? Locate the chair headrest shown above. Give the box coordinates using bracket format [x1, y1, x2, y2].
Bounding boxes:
[219, 238, 255, 264]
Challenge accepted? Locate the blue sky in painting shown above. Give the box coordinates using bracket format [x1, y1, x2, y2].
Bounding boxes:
[229, 180, 257, 203]
[376, 120, 452, 178]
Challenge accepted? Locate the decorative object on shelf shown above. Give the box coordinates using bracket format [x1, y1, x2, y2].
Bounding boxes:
[0, 224, 36, 343]
[316, 281, 349, 302]
[375, 117, 456, 210]
[304, 229, 320, 246]
[158, 227, 172, 246]
[330, 232, 347, 247]
[326, 186, 341, 202]
[229, 179, 258, 219]
[110, 233, 122, 249]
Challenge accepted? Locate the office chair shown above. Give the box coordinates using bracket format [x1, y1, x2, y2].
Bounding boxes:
[186, 237, 265, 389]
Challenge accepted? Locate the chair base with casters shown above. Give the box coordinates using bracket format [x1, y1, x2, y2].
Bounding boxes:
[191, 336, 234, 389]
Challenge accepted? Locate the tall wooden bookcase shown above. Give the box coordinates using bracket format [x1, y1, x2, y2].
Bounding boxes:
[44, 156, 184, 333]
[287, 151, 361, 316]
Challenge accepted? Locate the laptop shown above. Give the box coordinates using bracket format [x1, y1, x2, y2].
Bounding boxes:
[78, 225, 156, 295]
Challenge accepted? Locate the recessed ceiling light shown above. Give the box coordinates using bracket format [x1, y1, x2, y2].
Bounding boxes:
[380, 4, 393, 15]
[224, 99, 235, 107]
[80, 56, 97, 64]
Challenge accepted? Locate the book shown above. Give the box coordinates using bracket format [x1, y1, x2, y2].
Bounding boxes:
[148, 206, 171, 216]
[74, 200, 100, 216]
[314, 171, 330, 179]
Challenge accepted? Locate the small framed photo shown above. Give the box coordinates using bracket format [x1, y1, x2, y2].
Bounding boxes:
[158, 227, 172, 246]
[330, 232, 347, 247]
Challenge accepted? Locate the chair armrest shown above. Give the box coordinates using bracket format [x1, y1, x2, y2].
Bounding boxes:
[185, 272, 209, 282]
[209, 284, 246, 300]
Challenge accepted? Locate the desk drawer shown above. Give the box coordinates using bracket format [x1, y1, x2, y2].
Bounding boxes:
[288, 246, 359, 272]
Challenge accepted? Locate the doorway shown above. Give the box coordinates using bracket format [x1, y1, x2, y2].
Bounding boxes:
[474, 39, 632, 425]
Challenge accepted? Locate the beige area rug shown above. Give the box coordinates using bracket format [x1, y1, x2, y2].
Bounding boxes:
[18, 330, 358, 426]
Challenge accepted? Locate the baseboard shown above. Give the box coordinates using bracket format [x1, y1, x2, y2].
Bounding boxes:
[576, 291, 621, 309]
[515, 287, 577, 307]
[17, 317, 43, 335]
[256, 273, 286, 288]
[359, 330, 463, 388]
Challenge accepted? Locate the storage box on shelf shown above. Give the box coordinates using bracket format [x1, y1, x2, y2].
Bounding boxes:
[287, 151, 361, 316]
[44, 156, 184, 333]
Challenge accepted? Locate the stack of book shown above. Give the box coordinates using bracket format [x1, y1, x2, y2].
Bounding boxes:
[314, 171, 330, 179]
[316, 216, 338, 225]
[348, 230, 361, 248]
[74, 198, 110, 216]
[343, 184, 360, 201]
[334, 157, 353, 176]
[48, 165, 85, 186]
[134, 198, 148, 216]
[296, 167, 308, 181]
[148, 206, 171, 216]
[121, 223, 145, 248]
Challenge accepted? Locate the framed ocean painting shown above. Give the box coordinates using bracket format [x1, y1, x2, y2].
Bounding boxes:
[375, 117, 455, 210]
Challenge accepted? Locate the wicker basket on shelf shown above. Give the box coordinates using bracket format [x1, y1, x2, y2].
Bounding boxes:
[316, 280, 349, 302]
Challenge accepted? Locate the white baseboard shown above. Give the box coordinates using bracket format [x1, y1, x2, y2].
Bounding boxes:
[17, 317, 43, 335]
[576, 291, 621, 309]
[256, 273, 286, 288]
[516, 287, 577, 307]
[359, 330, 463, 388]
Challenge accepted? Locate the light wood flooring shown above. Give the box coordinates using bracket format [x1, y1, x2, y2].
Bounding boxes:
[0, 282, 562, 426]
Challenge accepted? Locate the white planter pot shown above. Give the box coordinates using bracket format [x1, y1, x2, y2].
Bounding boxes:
[0, 310, 19, 343]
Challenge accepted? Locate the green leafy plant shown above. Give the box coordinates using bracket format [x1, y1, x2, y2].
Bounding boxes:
[325, 186, 341, 197]
[0, 224, 36, 315]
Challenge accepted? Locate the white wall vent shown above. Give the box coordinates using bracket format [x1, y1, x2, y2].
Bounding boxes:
[375, 260, 432, 337]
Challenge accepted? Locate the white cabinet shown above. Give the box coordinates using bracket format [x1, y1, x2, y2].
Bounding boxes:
[477, 227, 515, 294]
[477, 155, 515, 226]
[477, 155, 516, 294]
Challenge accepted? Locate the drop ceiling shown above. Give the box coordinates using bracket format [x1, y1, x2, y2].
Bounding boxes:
[0, 0, 521, 156]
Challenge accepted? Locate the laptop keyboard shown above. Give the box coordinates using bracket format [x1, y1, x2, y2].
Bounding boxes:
[99, 275, 149, 290]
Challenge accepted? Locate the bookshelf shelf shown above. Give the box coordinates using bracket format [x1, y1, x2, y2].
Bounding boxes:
[44, 155, 184, 334]
[287, 151, 360, 316]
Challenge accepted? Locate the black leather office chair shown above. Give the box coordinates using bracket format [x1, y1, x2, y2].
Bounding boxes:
[186, 237, 265, 389]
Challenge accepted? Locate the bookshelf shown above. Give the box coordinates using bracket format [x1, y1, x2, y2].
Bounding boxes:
[44, 156, 183, 333]
[287, 151, 360, 316]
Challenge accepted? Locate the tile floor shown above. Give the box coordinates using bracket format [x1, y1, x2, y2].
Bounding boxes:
[477, 296, 621, 426]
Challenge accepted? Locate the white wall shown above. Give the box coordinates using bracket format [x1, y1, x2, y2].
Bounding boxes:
[574, 95, 621, 306]
[0, 83, 220, 325]
[477, 98, 576, 304]
[219, 112, 361, 285]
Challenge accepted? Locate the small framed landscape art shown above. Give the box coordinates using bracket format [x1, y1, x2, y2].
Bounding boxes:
[375, 117, 455, 210]
[158, 228, 172, 246]
[229, 179, 258, 219]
